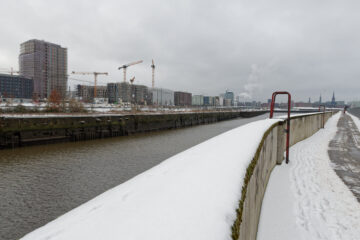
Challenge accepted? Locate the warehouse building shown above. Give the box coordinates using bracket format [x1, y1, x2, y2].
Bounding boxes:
[0, 74, 33, 99]
[174, 91, 192, 106]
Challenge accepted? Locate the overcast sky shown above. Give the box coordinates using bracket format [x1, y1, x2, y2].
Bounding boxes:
[0, 0, 359, 102]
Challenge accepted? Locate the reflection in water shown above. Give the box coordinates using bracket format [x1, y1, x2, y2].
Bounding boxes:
[0, 114, 267, 239]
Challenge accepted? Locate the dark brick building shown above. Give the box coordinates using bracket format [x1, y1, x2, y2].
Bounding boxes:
[174, 91, 192, 106]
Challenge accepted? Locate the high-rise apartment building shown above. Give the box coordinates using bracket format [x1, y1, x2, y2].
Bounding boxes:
[19, 39, 67, 99]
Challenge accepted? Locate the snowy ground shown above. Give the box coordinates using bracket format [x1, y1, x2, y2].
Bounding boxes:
[257, 112, 360, 240]
[21, 118, 281, 240]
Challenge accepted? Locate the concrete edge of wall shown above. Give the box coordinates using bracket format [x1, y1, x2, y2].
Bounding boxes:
[231, 111, 335, 240]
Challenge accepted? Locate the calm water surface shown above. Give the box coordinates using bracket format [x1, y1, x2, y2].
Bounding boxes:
[349, 107, 360, 118]
[0, 114, 267, 240]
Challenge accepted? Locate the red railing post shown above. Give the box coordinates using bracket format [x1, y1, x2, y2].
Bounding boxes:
[269, 91, 291, 164]
[319, 105, 325, 128]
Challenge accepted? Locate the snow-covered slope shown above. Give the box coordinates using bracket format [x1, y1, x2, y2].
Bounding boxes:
[258, 112, 360, 240]
[22, 118, 281, 240]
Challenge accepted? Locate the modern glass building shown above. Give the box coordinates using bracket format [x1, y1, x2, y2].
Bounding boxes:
[19, 39, 67, 99]
[0, 74, 33, 99]
[192, 95, 204, 106]
[150, 87, 174, 106]
[224, 90, 234, 106]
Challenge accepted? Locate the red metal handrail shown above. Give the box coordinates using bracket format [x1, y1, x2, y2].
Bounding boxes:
[269, 91, 291, 164]
[319, 105, 325, 128]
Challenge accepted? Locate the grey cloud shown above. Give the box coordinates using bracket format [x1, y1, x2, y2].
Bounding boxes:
[0, 0, 359, 102]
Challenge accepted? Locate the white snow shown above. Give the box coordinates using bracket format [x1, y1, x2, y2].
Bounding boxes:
[257, 112, 360, 240]
[21, 118, 282, 240]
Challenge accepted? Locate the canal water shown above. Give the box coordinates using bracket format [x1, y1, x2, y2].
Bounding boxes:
[349, 107, 360, 118]
[0, 114, 267, 240]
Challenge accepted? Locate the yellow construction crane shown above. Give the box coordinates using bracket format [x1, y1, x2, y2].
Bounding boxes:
[71, 71, 108, 98]
[118, 60, 143, 82]
[151, 59, 155, 88]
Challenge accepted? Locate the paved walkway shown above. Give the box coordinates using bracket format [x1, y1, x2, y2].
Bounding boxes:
[328, 113, 360, 201]
[258, 112, 360, 240]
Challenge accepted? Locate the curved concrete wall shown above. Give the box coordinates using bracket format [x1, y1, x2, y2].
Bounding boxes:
[235, 112, 334, 240]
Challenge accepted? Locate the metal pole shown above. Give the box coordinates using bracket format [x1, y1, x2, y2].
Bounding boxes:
[286, 94, 291, 164]
[318, 105, 325, 128]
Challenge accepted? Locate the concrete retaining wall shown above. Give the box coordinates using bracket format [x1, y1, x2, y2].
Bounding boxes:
[235, 112, 333, 240]
[0, 111, 266, 149]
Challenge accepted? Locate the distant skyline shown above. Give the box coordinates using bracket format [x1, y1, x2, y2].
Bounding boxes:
[0, 0, 359, 102]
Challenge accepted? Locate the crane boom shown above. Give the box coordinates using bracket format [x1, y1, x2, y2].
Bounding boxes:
[71, 71, 108, 99]
[118, 60, 143, 82]
[127, 60, 143, 67]
[71, 71, 108, 76]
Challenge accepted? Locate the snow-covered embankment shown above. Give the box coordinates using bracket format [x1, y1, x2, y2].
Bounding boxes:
[22, 112, 333, 240]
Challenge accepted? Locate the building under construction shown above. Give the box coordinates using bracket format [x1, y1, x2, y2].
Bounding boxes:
[131, 84, 152, 105]
[19, 39, 67, 99]
[77, 85, 107, 102]
[107, 82, 151, 105]
[107, 82, 131, 103]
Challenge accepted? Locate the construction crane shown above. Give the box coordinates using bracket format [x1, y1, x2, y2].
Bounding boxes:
[71, 71, 108, 98]
[151, 59, 155, 88]
[118, 60, 143, 82]
[0, 67, 19, 75]
[129, 76, 135, 84]
[68, 77, 94, 84]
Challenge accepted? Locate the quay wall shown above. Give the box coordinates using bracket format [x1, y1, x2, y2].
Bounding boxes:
[234, 111, 334, 240]
[0, 111, 266, 149]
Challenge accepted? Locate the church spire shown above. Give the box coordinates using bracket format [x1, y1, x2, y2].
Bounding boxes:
[331, 91, 336, 106]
